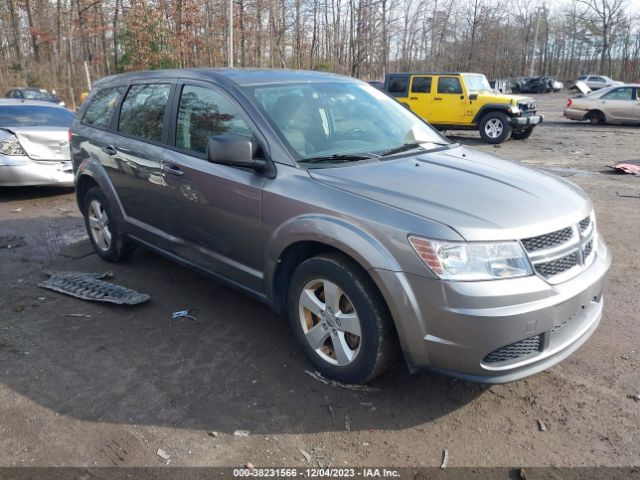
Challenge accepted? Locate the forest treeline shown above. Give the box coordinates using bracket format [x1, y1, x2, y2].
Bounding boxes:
[0, 0, 638, 108]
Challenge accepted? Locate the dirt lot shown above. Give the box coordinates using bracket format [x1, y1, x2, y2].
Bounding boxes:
[0, 92, 639, 471]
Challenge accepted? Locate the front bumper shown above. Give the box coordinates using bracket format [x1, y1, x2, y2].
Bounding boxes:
[371, 235, 611, 383]
[564, 108, 588, 121]
[0, 157, 74, 187]
[511, 114, 543, 127]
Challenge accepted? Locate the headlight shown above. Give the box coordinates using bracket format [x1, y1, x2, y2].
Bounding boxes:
[0, 137, 26, 156]
[509, 105, 520, 114]
[408, 236, 533, 280]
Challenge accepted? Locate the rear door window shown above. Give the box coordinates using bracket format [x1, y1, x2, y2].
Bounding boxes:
[602, 87, 633, 100]
[82, 86, 126, 128]
[118, 84, 171, 142]
[411, 77, 432, 93]
[176, 85, 252, 155]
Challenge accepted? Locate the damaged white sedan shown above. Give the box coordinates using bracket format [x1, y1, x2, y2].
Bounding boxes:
[0, 99, 75, 187]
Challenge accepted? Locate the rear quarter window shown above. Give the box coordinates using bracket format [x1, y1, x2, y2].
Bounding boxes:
[82, 86, 126, 128]
[387, 76, 409, 96]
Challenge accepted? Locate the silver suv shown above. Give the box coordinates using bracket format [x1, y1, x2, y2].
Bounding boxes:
[71, 69, 611, 384]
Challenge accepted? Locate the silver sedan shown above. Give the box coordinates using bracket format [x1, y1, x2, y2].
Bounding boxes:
[0, 99, 75, 187]
[564, 84, 640, 125]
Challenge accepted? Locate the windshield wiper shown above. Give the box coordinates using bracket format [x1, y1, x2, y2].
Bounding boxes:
[379, 140, 449, 157]
[299, 153, 377, 164]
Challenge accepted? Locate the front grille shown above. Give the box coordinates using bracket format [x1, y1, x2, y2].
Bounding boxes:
[583, 240, 593, 258]
[522, 227, 574, 253]
[483, 335, 543, 364]
[518, 100, 537, 113]
[536, 252, 579, 278]
[579, 216, 591, 233]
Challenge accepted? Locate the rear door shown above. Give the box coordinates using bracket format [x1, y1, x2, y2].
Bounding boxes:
[600, 87, 635, 122]
[406, 76, 433, 120]
[159, 82, 267, 292]
[107, 83, 174, 245]
[432, 76, 467, 124]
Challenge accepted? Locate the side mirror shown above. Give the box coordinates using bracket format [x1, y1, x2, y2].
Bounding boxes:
[469, 93, 478, 101]
[206, 134, 267, 172]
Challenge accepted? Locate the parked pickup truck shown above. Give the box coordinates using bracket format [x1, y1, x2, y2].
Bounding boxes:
[384, 72, 543, 144]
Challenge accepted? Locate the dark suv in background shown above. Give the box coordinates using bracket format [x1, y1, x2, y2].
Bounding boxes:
[71, 69, 610, 384]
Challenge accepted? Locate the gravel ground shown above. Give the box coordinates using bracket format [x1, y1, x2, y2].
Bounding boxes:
[0, 92, 638, 471]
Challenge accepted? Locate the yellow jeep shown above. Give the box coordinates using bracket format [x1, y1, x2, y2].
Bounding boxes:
[383, 72, 543, 144]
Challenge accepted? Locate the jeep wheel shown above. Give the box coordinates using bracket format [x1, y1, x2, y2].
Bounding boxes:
[82, 186, 132, 262]
[287, 253, 398, 384]
[479, 112, 512, 144]
[511, 126, 534, 140]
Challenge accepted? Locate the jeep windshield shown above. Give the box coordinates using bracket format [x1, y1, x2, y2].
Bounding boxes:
[246, 82, 450, 166]
[463, 74, 492, 93]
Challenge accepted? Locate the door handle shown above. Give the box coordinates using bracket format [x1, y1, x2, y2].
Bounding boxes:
[409, 96, 418, 100]
[434, 97, 443, 101]
[162, 164, 184, 176]
[101, 145, 117, 156]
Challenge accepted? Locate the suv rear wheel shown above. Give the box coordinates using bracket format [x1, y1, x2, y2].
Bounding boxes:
[479, 111, 512, 144]
[82, 186, 132, 262]
[287, 253, 398, 384]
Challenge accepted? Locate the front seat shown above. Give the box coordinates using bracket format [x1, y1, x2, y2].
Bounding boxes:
[270, 94, 309, 155]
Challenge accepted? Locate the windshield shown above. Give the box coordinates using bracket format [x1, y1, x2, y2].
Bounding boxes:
[0, 106, 74, 127]
[21, 89, 53, 100]
[245, 82, 449, 164]
[462, 74, 492, 92]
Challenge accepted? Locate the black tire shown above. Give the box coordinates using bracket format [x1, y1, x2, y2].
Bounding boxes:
[479, 111, 512, 144]
[82, 186, 132, 262]
[587, 110, 605, 125]
[287, 253, 398, 384]
[511, 126, 535, 140]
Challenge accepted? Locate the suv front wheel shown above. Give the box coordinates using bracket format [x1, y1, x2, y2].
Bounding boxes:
[479, 111, 512, 144]
[287, 253, 398, 384]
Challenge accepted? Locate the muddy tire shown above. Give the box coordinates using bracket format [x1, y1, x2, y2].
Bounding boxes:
[479, 111, 512, 144]
[587, 110, 605, 125]
[287, 253, 398, 384]
[511, 126, 535, 140]
[82, 186, 132, 262]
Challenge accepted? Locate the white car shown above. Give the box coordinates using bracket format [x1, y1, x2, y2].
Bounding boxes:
[575, 75, 623, 91]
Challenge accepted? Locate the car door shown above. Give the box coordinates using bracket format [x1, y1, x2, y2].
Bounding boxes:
[432, 76, 466, 124]
[106, 82, 174, 246]
[600, 87, 635, 122]
[406, 76, 433, 120]
[633, 88, 640, 123]
[160, 82, 267, 292]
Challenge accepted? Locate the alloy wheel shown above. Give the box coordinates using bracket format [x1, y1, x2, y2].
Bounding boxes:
[484, 118, 504, 139]
[298, 279, 362, 366]
[88, 199, 112, 252]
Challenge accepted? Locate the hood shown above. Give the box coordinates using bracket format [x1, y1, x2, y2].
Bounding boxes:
[2, 126, 70, 161]
[572, 81, 592, 96]
[476, 91, 533, 104]
[308, 146, 592, 241]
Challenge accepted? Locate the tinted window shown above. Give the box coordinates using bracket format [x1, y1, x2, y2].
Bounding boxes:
[411, 77, 432, 93]
[0, 106, 75, 127]
[592, 77, 606, 82]
[437, 77, 463, 94]
[176, 85, 252, 154]
[118, 84, 171, 142]
[602, 87, 634, 100]
[388, 76, 408, 95]
[82, 86, 125, 128]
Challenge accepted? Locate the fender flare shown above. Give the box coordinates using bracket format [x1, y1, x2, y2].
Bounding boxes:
[473, 104, 513, 124]
[75, 156, 127, 229]
[263, 214, 403, 304]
